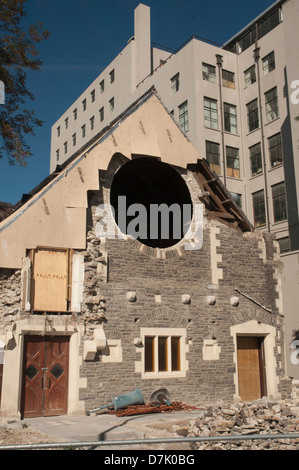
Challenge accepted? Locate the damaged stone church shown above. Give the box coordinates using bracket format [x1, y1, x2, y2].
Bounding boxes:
[0, 90, 290, 419]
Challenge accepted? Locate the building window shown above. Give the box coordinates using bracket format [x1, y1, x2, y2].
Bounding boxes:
[268, 133, 283, 167]
[109, 69, 115, 83]
[178, 101, 188, 132]
[202, 63, 216, 83]
[262, 51, 275, 75]
[206, 141, 221, 175]
[249, 142, 263, 176]
[171, 73, 180, 94]
[252, 190, 266, 227]
[222, 69, 235, 89]
[247, 98, 259, 132]
[224, 103, 237, 134]
[82, 99, 87, 111]
[230, 192, 242, 209]
[82, 124, 86, 138]
[109, 97, 114, 112]
[258, 8, 281, 39]
[99, 107, 104, 122]
[244, 65, 256, 88]
[72, 133, 76, 147]
[73, 108, 77, 120]
[91, 89, 95, 102]
[64, 142, 67, 154]
[100, 79, 105, 93]
[265, 87, 279, 123]
[65, 117, 68, 129]
[278, 237, 290, 253]
[226, 146, 240, 178]
[90, 116, 94, 131]
[141, 328, 186, 378]
[204, 97, 218, 129]
[57, 126, 60, 137]
[56, 149, 59, 161]
[272, 182, 287, 223]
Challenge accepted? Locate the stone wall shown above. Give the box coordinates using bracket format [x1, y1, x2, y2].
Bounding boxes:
[0, 269, 21, 333]
[79, 181, 288, 411]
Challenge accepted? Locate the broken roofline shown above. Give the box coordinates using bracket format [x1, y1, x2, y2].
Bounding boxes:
[0, 87, 251, 235]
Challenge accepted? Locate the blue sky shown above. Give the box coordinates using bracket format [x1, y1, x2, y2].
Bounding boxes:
[0, 0, 276, 204]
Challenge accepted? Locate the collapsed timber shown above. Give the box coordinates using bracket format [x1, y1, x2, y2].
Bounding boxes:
[107, 401, 197, 417]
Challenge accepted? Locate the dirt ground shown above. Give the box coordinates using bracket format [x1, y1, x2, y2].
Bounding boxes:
[0, 421, 65, 447]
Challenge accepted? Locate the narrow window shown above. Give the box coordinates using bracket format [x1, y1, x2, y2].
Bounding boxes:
[170, 73, 180, 94]
[268, 133, 283, 167]
[252, 190, 266, 227]
[91, 89, 95, 102]
[90, 116, 94, 131]
[171, 337, 181, 372]
[247, 98, 259, 132]
[224, 103, 237, 134]
[100, 79, 105, 93]
[202, 63, 216, 83]
[73, 108, 77, 120]
[99, 107, 104, 122]
[82, 124, 86, 138]
[109, 69, 115, 83]
[226, 146, 240, 178]
[64, 141, 67, 154]
[178, 101, 188, 132]
[244, 65, 256, 88]
[205, 141, 221, 175]
[262, 51, 275, 75]
[72, 133, 76, 146]
[265, 87, 279, 123]
[65, 117, 68, 129]
[144, 337, 155, 372]
[158, 337, 168, 372]
[222, 69, 235, 89]
[109, 97, 114, 112]
[57, 126, 60, 137]
[204, 97, 218, 129]
[82, 98, 87, 111]
[272, 182, 287, 222]
[56, 149, 59, 161]
[249, 143, 263, 176]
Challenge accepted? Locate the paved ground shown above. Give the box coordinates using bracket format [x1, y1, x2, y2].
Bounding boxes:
[2, 409, 202, 449]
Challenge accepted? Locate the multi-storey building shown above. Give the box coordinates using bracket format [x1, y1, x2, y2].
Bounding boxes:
[50, 0, 299, 254]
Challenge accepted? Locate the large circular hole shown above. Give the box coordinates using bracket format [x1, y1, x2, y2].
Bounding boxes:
[110, 157, 193, 248]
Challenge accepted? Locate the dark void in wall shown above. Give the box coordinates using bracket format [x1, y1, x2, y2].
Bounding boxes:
[110, 156, 193, 248]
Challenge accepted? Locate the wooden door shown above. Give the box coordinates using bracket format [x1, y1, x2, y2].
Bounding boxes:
[21, 336, 69, 418]
[237, 336, 266, 402]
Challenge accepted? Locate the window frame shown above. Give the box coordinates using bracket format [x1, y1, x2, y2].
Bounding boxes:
[244, 65, 256, 88]
[178, 101, 189, 132]
[247, 98, 259, 132]
[272, 182, 287, 223]
[141, 327, 187, 379]
[262, 51, 275, 76]
[206, 140, 221, 175]
[222, 69, 235, 89]
[252, 189, 266, 228]
[170, 72, 180, 94]
[249, 142, 263, 177]
[226, 146, 240, 179]
[265, 87, 279, 123]
[268, 132, 283, 168]
[202, 63, 216, 83]
[204, 97, 218, 129]
[224, 103, 237, 134]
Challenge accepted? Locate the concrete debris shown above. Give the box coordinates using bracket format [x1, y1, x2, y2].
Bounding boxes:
[172, 398, 299, 450]
[108, 402, 196, 417]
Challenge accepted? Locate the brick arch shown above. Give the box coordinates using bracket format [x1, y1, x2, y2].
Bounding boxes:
[139, 306, 189, 328]
[230, 307, 275, 327]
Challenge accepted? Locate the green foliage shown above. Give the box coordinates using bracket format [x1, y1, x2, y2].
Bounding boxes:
[0, 0, 50, 165]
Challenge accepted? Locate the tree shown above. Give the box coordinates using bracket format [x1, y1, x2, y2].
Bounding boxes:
[0, 0, 50, 166]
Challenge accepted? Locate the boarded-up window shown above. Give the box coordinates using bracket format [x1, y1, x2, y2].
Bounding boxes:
[29, 248, 72, 312]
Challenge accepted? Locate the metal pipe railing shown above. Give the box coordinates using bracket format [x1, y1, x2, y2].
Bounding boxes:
[0, 433, 299, 450]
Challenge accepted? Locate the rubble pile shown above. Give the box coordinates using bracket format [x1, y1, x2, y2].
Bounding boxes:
[175, 398, 299, 450]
